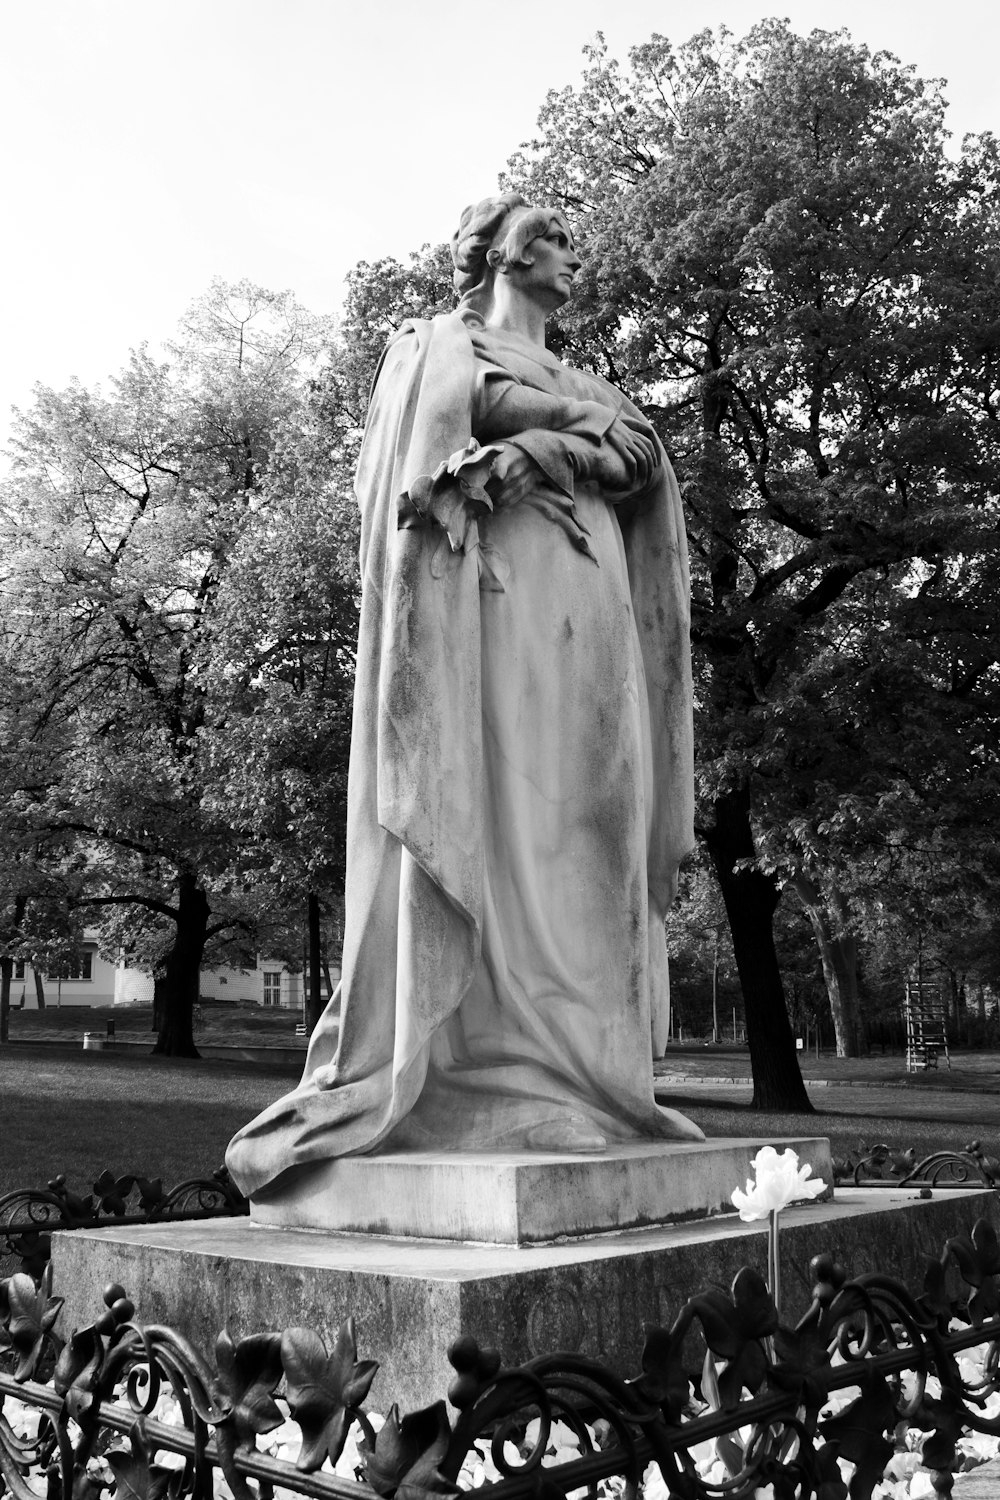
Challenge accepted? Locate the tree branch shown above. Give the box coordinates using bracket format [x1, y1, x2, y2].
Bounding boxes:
[74, 893, 178, 921]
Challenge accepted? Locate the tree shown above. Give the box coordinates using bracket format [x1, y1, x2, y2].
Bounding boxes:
[704, 485, 999, 1057]
[497, 23, 1000, 1103]
[0, 280, 340, 1055]
[202, 359, 362, 1031]
[337, 248, 456, 420]
[0, 600, 84, 1027]
[664, 858, 742, 1042]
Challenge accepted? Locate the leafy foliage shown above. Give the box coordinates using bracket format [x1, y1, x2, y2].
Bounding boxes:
[498, 23, 1000, 1079]
[0, 280, 357, 1053]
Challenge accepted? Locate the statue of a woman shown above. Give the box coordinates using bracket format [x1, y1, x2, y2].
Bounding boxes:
[227, 194, 703, 1201]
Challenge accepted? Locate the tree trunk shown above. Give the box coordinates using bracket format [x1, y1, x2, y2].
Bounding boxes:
[151, 875, 209, 1058]
[703, 786, 813, 1111]
[152, 968, 167, 1032]
[33, 968, 46, 1010]
[791, 878, 865, 1057]
[306, 891, 324, 1033]
[0, 956, 10, 1043]
[3, 895, 27, 1034]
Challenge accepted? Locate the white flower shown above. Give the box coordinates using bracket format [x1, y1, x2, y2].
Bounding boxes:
[156, 1452, 186, 1473]
[333, 1420, 366, 1481]
[731, 1147, 827, 1221]
[259, 1415, 300, 1460]
[640, 1462, 670, 1500]
[884, 1452, 921, 1481]
[960, 1435, 1000, 1467]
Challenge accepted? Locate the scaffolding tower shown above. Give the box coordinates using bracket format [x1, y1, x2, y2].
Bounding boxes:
[904, 977, 951, 1072]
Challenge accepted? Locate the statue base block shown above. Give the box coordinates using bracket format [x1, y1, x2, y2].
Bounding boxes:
[51, 1186, 999, 1412]
[248, 1137, 834, 1243]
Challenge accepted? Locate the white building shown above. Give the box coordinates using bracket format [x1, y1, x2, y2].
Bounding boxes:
[12, 940, 115, 1007]
[113, 957, 314, 1010]
[11, 938, 329, 1011]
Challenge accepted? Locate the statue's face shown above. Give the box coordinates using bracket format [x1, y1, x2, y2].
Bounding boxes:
[510, 215, 581, 310]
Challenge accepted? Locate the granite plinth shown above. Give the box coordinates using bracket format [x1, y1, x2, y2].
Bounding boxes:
[248, 1137, 833, 1242]
[51, 1187, 999, 1413]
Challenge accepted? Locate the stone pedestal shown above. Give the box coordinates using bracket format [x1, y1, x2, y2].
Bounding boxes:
[48, 1127, 998, 1412]
[52, 1188, 999, 1412]
[249, 1136, 833, 1242]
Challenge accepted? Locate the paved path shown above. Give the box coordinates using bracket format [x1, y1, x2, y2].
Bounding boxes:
[9, 1020, 1000, 1104]
[651, 1049, 1000, 1142]
[653, 1046, 1000, 1095]
[655, 1082, 1000, 1135]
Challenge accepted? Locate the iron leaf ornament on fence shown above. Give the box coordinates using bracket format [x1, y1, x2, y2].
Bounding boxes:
[0, 1168, 249, 1281]
[5, 1221, 1000, 1499]
[832, 1140, 1000, 1191]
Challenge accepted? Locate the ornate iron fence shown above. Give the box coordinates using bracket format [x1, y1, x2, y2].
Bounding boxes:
[832, 1140, 1000, 1191]
[0, 1169, 248, 1281]
[4, 1216, 1000, 1499]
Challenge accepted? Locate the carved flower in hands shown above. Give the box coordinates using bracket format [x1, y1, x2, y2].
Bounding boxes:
[402, 441, 504, 555]
[731, 1147, 827, 1222]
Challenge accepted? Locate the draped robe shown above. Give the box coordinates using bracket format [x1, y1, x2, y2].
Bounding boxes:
[226, 312, 703, 1200]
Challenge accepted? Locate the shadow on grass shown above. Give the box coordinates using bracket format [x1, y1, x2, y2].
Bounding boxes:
[7, 1001, 307, 1040]
[0, 1047, 299, 1197]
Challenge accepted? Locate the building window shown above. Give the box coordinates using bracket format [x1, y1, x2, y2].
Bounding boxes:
[48, 952, 94, 982]
[14, 960, 25, 979]
[263, 972, 281, 1007]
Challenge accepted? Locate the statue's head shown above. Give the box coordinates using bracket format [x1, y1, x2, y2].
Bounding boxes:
[451, 193, 577, 316]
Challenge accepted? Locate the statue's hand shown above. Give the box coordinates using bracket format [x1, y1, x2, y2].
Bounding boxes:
[485, 444, 545, 508]
[602, 415, 660, 492]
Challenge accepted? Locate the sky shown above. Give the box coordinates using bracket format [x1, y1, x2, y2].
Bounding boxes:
[2, 0, 998, 452]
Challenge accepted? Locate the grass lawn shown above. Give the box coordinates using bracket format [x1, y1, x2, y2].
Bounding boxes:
[0, 1046, 300, 1197]
[3, 1041, 998, 1199]
[666, 1089, 1000, 1167]
[6, 999, 306, 1042]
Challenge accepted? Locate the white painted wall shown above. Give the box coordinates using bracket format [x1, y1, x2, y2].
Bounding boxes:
[13, 941, 340, 1012]
[13, 944, 115, 1009]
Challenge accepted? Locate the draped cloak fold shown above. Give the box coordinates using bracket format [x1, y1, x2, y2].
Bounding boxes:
[226, 313, 700, 1200]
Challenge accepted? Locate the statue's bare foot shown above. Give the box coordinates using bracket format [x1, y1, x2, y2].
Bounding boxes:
[525, 1116, 607, 1153]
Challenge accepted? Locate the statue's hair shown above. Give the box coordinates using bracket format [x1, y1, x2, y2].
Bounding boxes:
[451, 194, 567, 314]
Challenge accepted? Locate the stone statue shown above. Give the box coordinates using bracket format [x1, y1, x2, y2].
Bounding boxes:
[227, 193, 704, 1202]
